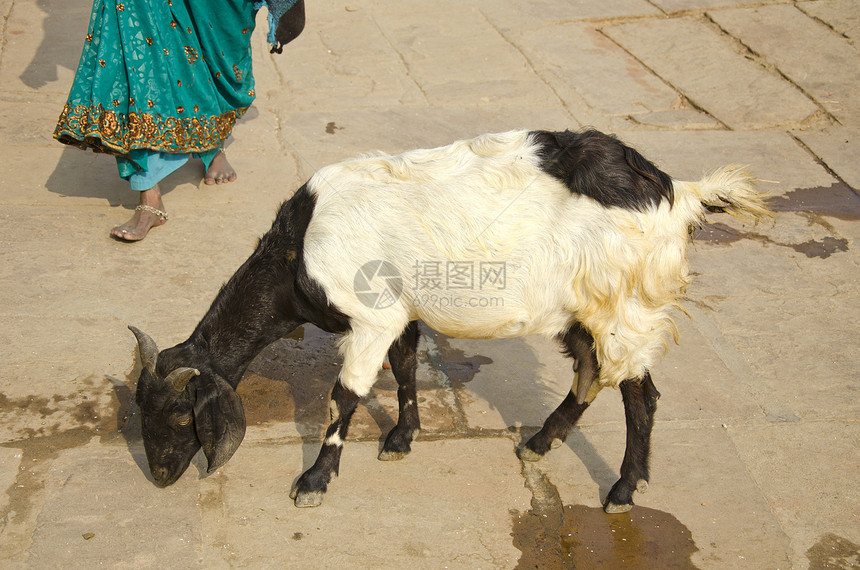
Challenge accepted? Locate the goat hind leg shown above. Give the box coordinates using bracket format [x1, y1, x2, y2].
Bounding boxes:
[519, 323, 601, 462]
[604, 372, 661, 513]
[379, 321, 420, 461]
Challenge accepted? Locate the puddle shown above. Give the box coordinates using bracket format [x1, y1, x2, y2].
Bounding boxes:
[0, 375, 127, 440]
[806, 533, 860, 569]
[513, 462, 698, 568]
[790, 236, 849, 258]
[694, 183, 858, 259]
[769, 183, 860, 221]
[695, 222, 849, 259]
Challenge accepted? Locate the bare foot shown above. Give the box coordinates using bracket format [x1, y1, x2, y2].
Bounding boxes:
[111, 185, 168, 242]
[204, 149, 237, 185]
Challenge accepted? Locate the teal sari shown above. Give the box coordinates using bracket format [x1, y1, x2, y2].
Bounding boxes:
[54, 0, 258, 179]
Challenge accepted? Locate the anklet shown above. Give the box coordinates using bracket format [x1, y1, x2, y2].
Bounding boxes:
[136, 205, 169, 221]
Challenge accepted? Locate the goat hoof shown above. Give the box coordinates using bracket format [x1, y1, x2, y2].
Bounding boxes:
[604, 501, 633, 514]
[378, 449, 407, 461]
[516, 446, 543, 462]
[636, 479, 649, 494]
[550, 438, 563, 449]
[293, 490, 324, 508]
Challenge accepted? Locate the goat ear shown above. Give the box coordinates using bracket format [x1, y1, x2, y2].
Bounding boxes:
[193, 376, 246, 473]
[129, 325, 158, 373]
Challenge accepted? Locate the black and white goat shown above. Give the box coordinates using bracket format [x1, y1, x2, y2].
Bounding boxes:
[131, 129, 770, 512]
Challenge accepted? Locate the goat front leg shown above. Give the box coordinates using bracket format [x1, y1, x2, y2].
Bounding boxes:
[290, 380, 360, 507]
[519, 323, 602, 461]
[290, 326, 401, 507]
[604, 372, 661, 513]
[379, 321, 420, 461]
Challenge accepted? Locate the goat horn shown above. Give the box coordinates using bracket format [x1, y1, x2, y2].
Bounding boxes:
[128, 325, 158, 373]
[165, 367, 200, 392]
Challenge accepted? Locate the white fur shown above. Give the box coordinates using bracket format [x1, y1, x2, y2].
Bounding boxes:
[302, 131, 766, 397]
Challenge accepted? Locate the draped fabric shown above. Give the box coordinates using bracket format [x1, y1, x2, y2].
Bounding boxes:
[54, 0, 258, 176]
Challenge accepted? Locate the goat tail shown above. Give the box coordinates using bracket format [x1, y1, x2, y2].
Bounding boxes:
[679, 165, 774, 223]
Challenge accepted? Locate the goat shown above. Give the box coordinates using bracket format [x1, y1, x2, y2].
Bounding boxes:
[130, 129, 771, 512]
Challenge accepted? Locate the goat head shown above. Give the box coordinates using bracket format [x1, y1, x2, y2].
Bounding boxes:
[129, 326, 246, 486]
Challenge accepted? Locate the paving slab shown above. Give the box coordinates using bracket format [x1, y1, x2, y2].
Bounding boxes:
[2, 0, 859, 567]
[793, 126, 860, 190]
[268, 3, 427, 111]
[512, 22, 718, 128]
[370, 4, 558, 108]
[604, 16, 821, 129]
[200, 440, 531, 568]
[525, 424, 793, 568]
[709, 4, 860, 126]
[12, 439, 202, 568]
[275, 106, 577, 177]
[686, 226, 860, 420]
[478, 0, 663, 31]
[617, 129, 837, 189]
[650, 0, 783, 12]
[797, 0, 860, 43]
[0, 0, 89, 96]
[728, 421, 860, 569]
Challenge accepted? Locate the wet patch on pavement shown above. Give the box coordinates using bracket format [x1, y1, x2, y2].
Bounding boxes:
[769, 183, 860, 221]
[806, 533, 860, 569]
[694, 183, 858, 259]
[0, 375, 129, 442]
[696, 223, 849, 259]
[512, 461, 697, 568]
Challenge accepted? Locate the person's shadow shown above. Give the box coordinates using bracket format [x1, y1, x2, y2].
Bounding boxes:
[18, 0, 91, 90]
[45, 146, 203, 209]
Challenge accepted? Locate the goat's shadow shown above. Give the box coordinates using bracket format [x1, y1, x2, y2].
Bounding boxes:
[109, 323, 619, 498]
[426, 327, 620, 501]
[239, 325, 398, 484]
[46, 145, 207, 208]
[104, 372, 155, 484]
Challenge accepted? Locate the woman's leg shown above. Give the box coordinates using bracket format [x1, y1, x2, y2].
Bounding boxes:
[110, 185, 168, 241]
[111, 151, 188, 241]
[203, 147, 237, 185]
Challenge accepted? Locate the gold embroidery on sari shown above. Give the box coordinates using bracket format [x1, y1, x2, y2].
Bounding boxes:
[54, 102, 246, 156]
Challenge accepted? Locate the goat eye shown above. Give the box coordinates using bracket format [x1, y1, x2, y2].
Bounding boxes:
[175, 416, 192, 427]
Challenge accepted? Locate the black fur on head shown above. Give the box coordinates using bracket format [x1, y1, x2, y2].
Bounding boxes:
[531, 129, 674, 211]
[131, 327, 246, 487]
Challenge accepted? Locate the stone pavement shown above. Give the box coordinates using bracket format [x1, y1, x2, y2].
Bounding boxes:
[1, 0, 858, 567]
